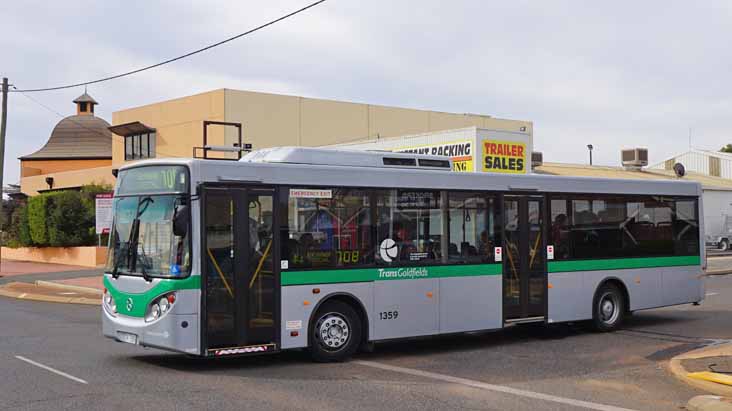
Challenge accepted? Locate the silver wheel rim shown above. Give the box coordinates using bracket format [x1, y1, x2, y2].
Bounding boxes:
[315, 312, 350, 352]
[599, 292, 620, 325]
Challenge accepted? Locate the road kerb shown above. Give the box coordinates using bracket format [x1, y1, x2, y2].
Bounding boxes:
[0, 282, 100, 306]
[669, 342, 732, 397]
[35, 280, 102, 296]
[687, 395, 732, 411]
[705, 269, 732, 276]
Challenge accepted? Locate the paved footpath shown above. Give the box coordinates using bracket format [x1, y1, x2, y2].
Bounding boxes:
[0, 259, 102, 286]
[0, 259, 103, 304]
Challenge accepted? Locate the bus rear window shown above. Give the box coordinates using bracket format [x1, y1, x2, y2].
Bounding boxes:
[117, 166, 188, 195]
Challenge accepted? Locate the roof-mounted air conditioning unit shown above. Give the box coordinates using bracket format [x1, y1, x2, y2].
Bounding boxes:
[531, 151, 543, 167]
[621, 148, 648, 170]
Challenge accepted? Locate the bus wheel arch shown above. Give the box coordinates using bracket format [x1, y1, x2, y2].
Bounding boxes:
[591, 278, 629, 332]
[307, 293, 368, 362]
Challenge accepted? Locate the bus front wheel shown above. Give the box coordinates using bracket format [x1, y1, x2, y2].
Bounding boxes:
[309, 300, 362, 362]
[592, 283, 626, 332]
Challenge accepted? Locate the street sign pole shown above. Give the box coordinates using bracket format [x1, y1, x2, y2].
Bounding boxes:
[0, 78, 9, 272]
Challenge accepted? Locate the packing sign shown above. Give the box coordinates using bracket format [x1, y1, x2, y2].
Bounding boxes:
[395, 141, 473, 172]
[482, 140, 527, 174]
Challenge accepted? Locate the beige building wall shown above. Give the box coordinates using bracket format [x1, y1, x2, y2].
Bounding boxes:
[112, 89, 227, 166]
[21, 165, 115, 196]
[110, 88, 532, 164]
[20, 158, 112, 177]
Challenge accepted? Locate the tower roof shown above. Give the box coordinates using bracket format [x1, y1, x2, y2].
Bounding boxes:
[72, 92, 98, 105]
[20, 114, 112, 160]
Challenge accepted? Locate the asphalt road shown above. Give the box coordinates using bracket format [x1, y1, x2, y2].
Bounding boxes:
[2, 276, 732, 411]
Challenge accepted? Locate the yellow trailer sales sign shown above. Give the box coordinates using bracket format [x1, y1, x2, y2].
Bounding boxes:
[482, 140, 527, 174]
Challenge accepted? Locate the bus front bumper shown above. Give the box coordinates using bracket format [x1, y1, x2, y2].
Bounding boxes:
[102, 309, 200, 355]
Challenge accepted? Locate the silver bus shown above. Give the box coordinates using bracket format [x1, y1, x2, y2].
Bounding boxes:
[103, 147, 705, 361]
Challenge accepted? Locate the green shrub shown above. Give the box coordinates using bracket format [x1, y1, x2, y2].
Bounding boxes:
[8, 183, 113, 248]
[4, 204, 32, 248]
[27, 195, 49, 246]
[46, 191, 95, 247]
[17, 205, 32, 247]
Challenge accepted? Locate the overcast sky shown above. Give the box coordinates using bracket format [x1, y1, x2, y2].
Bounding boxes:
[2, 0, 731, 185]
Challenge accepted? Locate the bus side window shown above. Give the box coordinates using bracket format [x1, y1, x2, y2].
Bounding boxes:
[286, 188, 373, 269]
[448, 192, 500, 264]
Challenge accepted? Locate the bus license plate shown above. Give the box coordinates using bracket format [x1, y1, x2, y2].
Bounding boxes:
[117, 332, 138, 345]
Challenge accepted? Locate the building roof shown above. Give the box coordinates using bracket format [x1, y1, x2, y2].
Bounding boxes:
[20, 114, 112, 160]
[108, 121, 156, 137]
[535, 162, 732, 192]
[72, 92, 98, 105]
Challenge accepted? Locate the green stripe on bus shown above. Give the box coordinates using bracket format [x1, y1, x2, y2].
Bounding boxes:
[281, 264, 502, 286]
[547, 255, 700, 273]
[103, 275, 201, 318]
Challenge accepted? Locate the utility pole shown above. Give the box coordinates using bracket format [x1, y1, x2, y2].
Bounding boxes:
[0, 78, 8, 272]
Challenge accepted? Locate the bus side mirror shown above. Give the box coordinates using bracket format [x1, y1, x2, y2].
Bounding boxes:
[173, 205, 190, 237]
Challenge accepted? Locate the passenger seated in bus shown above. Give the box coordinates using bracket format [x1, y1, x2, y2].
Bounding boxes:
[478, 230, 494, 259]
[424, 241, 437, 260]
[296, 233, 317, 266]
[448, 243, 459, 257]
[551, 214, 570, 259]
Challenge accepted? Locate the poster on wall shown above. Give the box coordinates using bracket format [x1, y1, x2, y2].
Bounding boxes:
[481, 140, 528, 174]
[394, 141, 473, 172]
[95, 193, 114, 234]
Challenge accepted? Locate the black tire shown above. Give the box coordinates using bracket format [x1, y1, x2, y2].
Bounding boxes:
[720, 240, 729, 252]
[309, 300, 362, 362]
[592, 283, 626, 332]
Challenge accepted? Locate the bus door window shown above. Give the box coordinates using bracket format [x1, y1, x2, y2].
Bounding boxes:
[527, 199, 544, 307]
[503, 199, 520, 305]
[247, 194, 275, 335]
[204, 193, 235, 348]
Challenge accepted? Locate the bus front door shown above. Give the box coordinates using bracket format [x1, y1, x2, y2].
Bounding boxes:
[203, 187, 278, 354]
[503, 196, 547, 322]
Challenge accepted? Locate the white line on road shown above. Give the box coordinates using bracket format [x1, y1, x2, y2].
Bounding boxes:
[15, 355, 88, 385]
[354, 360, 639, 411]
[706, 292, 719, 297]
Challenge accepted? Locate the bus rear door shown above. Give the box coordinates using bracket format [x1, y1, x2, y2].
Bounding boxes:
[503, 195, 547, 323]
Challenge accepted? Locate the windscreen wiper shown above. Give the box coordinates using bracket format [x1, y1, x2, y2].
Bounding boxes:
[111, 242, 127, 279]
[137, 243, 153, 283]
[129, 196, 154, 281]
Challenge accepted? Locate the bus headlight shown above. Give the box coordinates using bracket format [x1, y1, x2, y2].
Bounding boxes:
[103, 288, 117, 316]
[144, 292, 176, 323]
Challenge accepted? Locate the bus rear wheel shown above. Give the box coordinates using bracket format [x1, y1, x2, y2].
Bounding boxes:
[592, 283, 626, 332]
[309, 300, 362, 362]
[720, 239, 729, 252]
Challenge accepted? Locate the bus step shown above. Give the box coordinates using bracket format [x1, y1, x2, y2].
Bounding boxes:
[250, 318, 274, 327]
[504, 316, 545, 326]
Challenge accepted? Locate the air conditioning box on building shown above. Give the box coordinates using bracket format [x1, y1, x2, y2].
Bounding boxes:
[621, 148, 648, 169]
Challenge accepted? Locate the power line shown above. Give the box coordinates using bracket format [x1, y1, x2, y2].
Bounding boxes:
[10, 0, 326, 93]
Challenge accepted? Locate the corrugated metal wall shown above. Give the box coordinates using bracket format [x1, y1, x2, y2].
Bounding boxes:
[650, 150, 732, 179]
